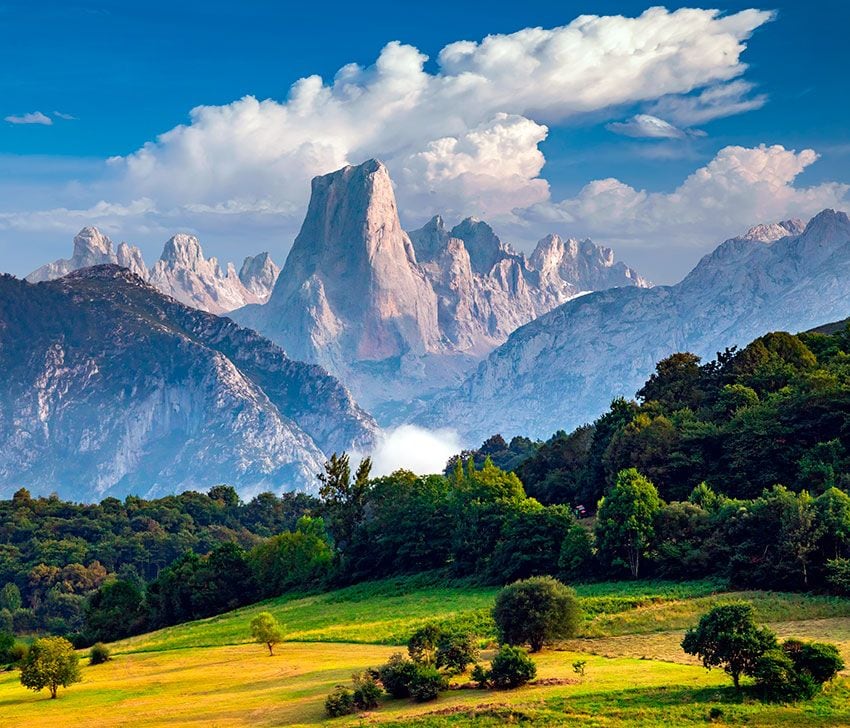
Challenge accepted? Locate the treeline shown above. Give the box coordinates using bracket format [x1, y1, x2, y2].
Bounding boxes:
[0, 486, 316, 636]
[457, 327, 850, 508]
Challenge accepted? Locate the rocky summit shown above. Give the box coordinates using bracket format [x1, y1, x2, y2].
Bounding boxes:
[418, 210, 850, 442]
[27, 228, 280, 314]
[0, 265, 376, 500]
[234, 159, 647, 412]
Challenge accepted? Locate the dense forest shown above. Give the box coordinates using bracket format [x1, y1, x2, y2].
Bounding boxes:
[5, 324, 850, 647]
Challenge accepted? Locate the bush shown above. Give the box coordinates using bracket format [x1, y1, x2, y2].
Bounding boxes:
[493, 576, 581, 652]
[436, 630, 479, 674]
[752, 639, 843, 702]
[752, 649, 814, 701]
[471, 663, 489, 688]
[378, 653, 419, 698]
[408, 664, 447, 702]
[324, 685, 356, 717]
[352, 671, 382, 709]
[0, 631, 13, 664]
[825, 558, 850, 594]
[784, 639, 844, 685]
[88, 642, 111, 665]
[487, 645, 537, 689]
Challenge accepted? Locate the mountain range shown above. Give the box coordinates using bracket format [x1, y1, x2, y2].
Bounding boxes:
[27, 227, 281, 315]
[0, 265, 375, 500]
[10, 157, 850, 498]
[233, 159, 648, 411]
[417, 210, 850, 441]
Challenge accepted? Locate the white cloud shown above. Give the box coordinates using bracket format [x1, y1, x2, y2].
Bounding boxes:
[97, 7, 773, 229]
[606, 114, 691, 139]
[648, 80, 768, 126]
[5, 111, 53, 126]
[520, 144, 850, 248]
[370, 425, 461, 477]
[53, 111, 76, 121]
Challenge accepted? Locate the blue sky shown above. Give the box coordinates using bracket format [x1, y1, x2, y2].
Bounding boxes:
[1, 1, 848, 282]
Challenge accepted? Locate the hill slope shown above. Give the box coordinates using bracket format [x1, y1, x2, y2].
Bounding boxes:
[0, 266, 375, 499]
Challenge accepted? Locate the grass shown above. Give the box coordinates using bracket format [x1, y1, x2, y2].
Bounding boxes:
[3, 574, 850, 726]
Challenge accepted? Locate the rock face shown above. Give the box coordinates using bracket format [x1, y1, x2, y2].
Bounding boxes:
[0, 266, 376, 500]
[27, 229, 279, 314]
[27, 227, 149, 282]
[235, 160, 647, 411]
[418, 211, 850, 442]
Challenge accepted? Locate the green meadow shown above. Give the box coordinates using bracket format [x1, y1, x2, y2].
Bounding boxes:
[3, 575, 850, 726]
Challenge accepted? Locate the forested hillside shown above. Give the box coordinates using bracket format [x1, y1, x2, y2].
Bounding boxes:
[6, 324, 850, 649]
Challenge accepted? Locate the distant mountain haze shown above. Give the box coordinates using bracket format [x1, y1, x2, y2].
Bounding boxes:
[27, 227, 281, 314]
[0, 266, 376, 500]
[417, 210, 850, 442]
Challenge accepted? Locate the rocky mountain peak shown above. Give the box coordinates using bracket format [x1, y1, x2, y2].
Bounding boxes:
[238, 252, 280, 301]
[72, 226, 114, 263]
[262, 158, 440, 365]
[740, 218, 805, 243]
[449, 217, 504, 274]
[409, 215, 449, 262]
[159, 233, 205, 268]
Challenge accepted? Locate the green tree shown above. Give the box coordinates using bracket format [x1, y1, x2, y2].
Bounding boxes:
[492, 576, 581, 652]
[20, 636, 81, 699]
[318, 453, 372, 553]
[595, 468, 662, 578]
[0, 583, 22, 612]
[682, 603, 777, 689]
[250, 611, 283, 656]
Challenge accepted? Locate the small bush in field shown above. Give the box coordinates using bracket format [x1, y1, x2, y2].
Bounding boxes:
[408, 664, 447, 702]
[486, 645, 537, 689]
[89, 642, 111, 665]
[324, 685, 356, 717]
[436, 630, 479, 673]
[377, 653, 419, 698]
[352, 671, 382, 709]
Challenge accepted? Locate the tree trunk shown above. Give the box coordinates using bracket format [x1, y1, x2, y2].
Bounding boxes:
[50, 684, 58, 699]
[267, 642, 274, 656]
[732, 671, 740, 690]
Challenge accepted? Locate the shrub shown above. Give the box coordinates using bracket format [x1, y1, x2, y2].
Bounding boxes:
[487, 645, 537, 689]
[378, 653, 419, 698]
[471, 663, 489, 688]
[681, 603, 777, 689]
[784, 639, 844, 685]
[352, 671, 382, 709]
[408, 624, 441, 665]
[408, 664, 447, 702]
[493, 576, 581, 652]
[436, 631, 479, 674]
[752, 648, 814, 701]
[324, 685, 356, 717]
[572, 659, 587, 676]
[88, 642, 111, 665]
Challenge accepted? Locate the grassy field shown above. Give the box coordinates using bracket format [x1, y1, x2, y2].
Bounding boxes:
[3, 575, 850, 726]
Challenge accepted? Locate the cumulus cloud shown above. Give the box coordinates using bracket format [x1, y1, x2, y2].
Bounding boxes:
[520, 144, 850, 248]
[5, 111, 53, 126]
[98, 7, 773, 228]
[370, 425, 462, 477]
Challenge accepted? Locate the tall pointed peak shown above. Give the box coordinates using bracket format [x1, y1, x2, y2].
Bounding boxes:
[449, 218, 503, 274]
[803, 209, 850, 236]
[160, 233, 204, 267]
[72, 227, 114, 260]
